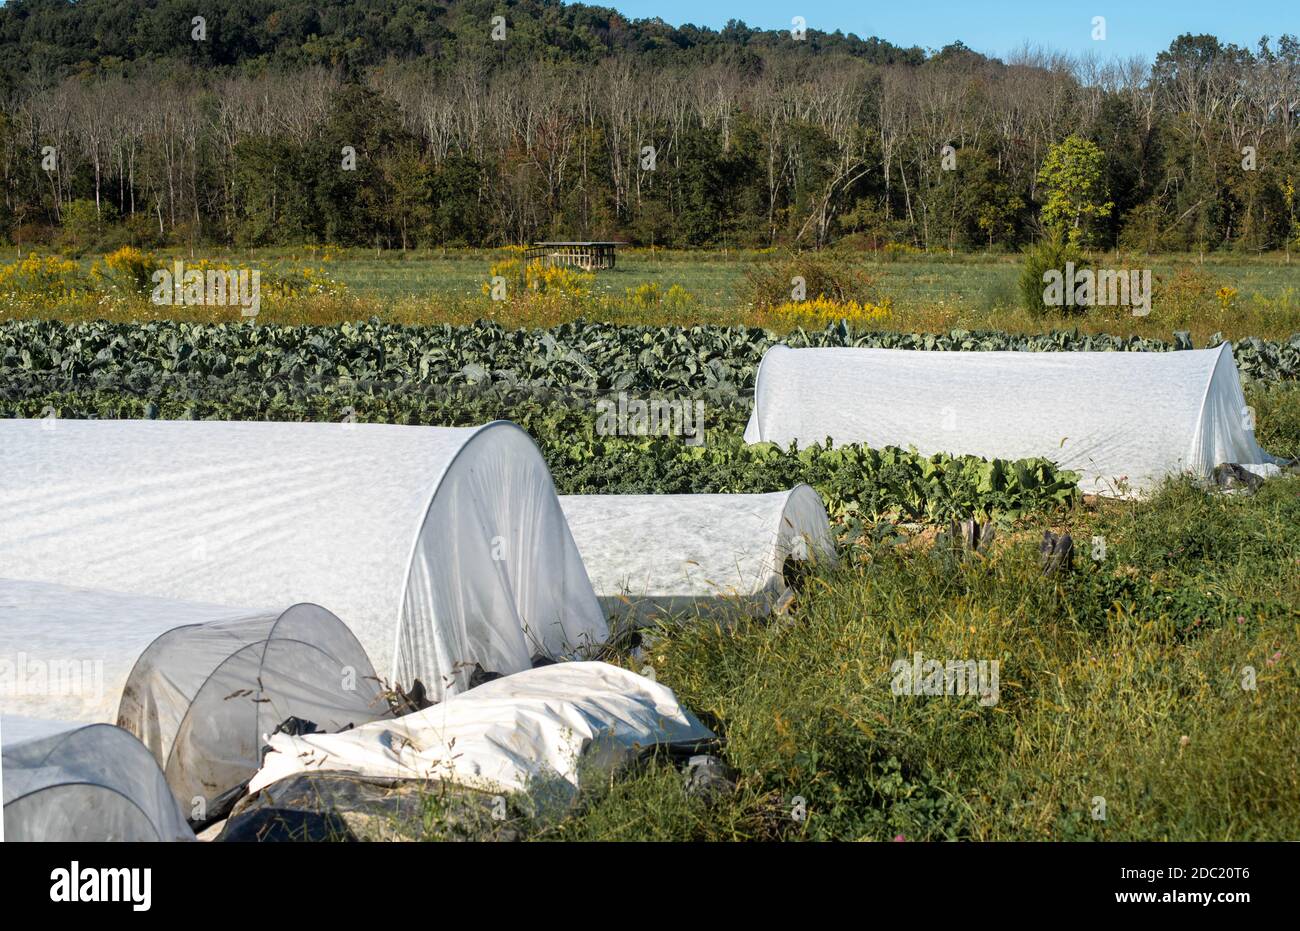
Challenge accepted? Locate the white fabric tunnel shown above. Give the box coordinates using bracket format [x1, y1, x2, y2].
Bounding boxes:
[560, 485, 836, 624]
[743, 344, 1281, 496]
[0, 419, 609, 701]
[2, 717, 195, 842]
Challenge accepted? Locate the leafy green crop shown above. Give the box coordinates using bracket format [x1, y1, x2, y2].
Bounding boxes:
[2, 320, 1296, 400]
[15, 317, 1290, 525]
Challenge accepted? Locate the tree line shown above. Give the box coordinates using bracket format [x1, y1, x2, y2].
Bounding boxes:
[1, 0, 1298, 253]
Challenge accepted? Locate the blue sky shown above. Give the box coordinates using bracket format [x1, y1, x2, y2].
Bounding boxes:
[601, 1, 1294, 61]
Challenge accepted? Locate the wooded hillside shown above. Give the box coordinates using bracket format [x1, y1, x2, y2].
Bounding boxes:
[1, 1, 1297, 252]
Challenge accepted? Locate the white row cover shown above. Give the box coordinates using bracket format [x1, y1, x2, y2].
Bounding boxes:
[1, 716, 194, 842]
[744, 344, 1281, 495]
[0, 418, 608, 701]
[0, 579, 391, 824]
[249, 662, 714, 806]
[559, 486, 836, 624]
[0, 577, 279, 723]
[117, 602, 391, 823]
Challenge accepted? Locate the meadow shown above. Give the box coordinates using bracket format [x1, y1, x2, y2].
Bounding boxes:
[4, 245, 1300, 343]
[2, 245, 1297, 842]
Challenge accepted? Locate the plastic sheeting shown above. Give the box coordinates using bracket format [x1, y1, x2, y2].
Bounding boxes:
[0, 577, 279, 723]
[744, 344, 1282, 495]
[0, 715, 76, 745]
[559, 486, 837, 624]
[1, 716, 194, 842]
[0, 418, 608, 700]
[117, 603, 392, 823]
[249, 662, 715, 805]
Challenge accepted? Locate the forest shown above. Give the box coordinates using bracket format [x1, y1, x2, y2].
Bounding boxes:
[0, 0, 1298, 253]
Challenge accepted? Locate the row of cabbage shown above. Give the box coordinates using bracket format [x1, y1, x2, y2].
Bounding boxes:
[3, 320, 1298, 399]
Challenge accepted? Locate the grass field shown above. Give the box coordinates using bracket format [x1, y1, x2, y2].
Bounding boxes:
[53, 245, 1290, 305]
[4, 246, 1300, 342]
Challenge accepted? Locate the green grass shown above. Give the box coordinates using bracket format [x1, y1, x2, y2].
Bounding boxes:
[69, 245, 1291, 307]
[6, 246, 1299, 340]
[1252, 381, 1300, 461]
[488, 473, 1299, 841]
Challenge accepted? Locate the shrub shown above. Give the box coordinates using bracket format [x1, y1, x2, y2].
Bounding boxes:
[743, 251, 878, 308]
[482, 258, 593, 302]
[0, 253, 83, 299]
[95, 246, 157, 294]
[882, 241, 922, 261]
[1019, 233, 1088, 315]
[1152, 265, 1215, 309]
[625, 281, 662, 309]
[1119, 201, 1184, 253]
[625, 282, 696, 311]
[262, 264, 347, 299]
[59, 199, 118, 253]
[663, 284, 694, 312]
[10, 223, 55, 247]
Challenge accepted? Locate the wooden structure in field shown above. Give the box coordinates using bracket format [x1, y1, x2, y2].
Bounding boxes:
[526, 241, 622, 270]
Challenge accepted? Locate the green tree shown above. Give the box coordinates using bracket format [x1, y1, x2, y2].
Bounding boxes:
[232, 137, 319, 245]
[430, 155, 491, 246]
[60, 198, 118, 253]
[1036, 135, 1113, 246]
[380, 145, 433, 250]
[928, 147, 1024, 251]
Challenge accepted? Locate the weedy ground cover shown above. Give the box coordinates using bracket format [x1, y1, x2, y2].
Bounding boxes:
[3, 247, 1299, 343]
[498, 476, 1300, 841]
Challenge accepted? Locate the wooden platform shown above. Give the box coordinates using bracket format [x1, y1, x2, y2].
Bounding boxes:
[525, 241, 622, 270]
